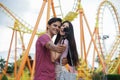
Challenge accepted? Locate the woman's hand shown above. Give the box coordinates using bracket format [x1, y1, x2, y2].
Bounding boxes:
[62, 57, 68, 66]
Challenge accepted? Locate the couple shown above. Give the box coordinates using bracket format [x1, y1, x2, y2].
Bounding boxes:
[34, 17, 79, 80]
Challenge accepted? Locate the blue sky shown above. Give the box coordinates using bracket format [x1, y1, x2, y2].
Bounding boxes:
[0, 0, 120, 65]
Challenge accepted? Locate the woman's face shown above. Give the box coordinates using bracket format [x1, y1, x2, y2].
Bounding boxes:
[60, 22, 69, 36]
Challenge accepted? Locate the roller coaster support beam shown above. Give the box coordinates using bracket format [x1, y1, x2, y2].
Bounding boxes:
[77, 1, 106, 74]
[16, 0, 47, 79]
[16, 0, 57, 79]
[0, 27, 15, 80]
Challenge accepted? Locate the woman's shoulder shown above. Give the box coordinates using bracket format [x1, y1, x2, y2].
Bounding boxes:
[64, 39, 69, 45]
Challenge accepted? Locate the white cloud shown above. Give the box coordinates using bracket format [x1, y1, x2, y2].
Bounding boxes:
[0, 27, 12, 51]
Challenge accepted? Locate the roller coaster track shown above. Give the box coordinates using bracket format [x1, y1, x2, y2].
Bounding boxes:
[62, 0, 79, 21]
[0, 2, 38, 79]
[107, 36, 120, 60]
[0, 3, 42, 35]
[0, 0, 80, 34]
[52, 0, 63, 18]
[95, 0, 120, 74]
[96, 0, 119, 57]
[108, 55, 120, 74]
[107, 36, 120, 74]
[97, 35, 120, 74]
[53, 0, 79, 21]
[95, 36, 120, 73]
[72, 0, 79, 12]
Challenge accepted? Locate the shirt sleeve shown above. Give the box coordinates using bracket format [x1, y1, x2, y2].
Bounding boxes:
[39, 34, 51, 47]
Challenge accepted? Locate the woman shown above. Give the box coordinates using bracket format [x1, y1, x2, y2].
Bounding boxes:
[54, 20, 79, 79]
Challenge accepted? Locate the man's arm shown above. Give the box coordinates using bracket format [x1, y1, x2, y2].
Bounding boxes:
[50, 51, 61, 62]
[45, 41, 66, 62]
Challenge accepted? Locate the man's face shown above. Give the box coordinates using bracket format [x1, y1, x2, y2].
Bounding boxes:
[48, 21, 61, 35]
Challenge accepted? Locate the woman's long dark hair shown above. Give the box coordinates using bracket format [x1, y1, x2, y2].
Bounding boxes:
[54, 21, 79, 66]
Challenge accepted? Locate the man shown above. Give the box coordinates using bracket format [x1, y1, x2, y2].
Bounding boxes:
[34, 17, 66, 80]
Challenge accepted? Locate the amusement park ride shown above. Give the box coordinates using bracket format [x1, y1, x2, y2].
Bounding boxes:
[0, 0, 120, 80]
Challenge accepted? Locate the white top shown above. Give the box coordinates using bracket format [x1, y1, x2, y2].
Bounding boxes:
[60, 39, 69, 61]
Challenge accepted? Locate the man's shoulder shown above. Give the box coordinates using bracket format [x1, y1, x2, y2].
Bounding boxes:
[38, 33, 47, 38]
[38, 33, 50, 42]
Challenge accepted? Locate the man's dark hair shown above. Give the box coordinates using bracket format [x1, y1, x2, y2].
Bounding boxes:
[47, 17, 62, 25]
